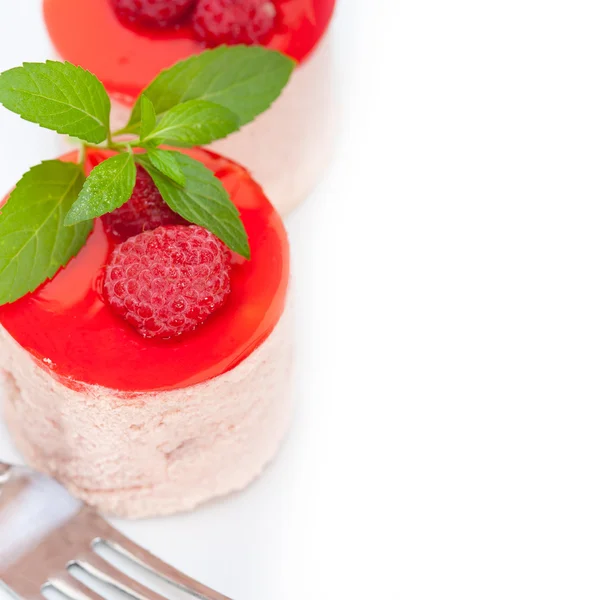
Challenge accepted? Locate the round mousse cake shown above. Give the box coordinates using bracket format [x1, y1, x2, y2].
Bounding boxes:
[43, 0, 336, 216]
[0, 148, 291, 519]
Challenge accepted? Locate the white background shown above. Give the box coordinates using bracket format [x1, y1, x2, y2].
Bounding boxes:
[1, 0, 599, 598]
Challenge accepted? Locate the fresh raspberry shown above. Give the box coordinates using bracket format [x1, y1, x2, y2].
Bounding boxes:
[104, 225, 231, 339]
[191, 0, 277, 46]
[110, 0, 198, 28]
[102, 165, 186, 242]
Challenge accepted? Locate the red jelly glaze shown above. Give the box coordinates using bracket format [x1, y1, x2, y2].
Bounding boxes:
[43, 0, 336, 104]
[0, 148, 289, 393]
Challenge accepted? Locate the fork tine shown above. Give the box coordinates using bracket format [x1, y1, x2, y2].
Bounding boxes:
[47, 575, 105, 600]
[75, 552, 167, 600]
[101, 532, 232, 600]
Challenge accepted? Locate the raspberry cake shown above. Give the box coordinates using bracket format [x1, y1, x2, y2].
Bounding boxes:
[43, 0, 336, 215]
[0, 147, 291, 518]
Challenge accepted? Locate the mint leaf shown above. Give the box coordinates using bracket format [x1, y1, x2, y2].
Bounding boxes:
[65, 153, 136, 225]
[0, 161, 90, 305]
[0, 61, 110, 144]
[139, 94, 156, 141]
[127, 46, 294, 131]
[143, 149, 186, 187]
[144, 99, 239, 147]
[139, 152, 250, 259]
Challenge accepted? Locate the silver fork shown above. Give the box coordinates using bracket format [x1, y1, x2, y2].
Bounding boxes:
[0, 462, 232, 600]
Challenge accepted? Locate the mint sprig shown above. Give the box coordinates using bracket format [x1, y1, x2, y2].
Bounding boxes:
[124, 46, 295, 133]
[0, 162, 89, 304]
[0, 47, 293, 304]
[139, 95, 157, 142]
[145, 149, 186, 187]
[142, 99, 240, 147]
[137, 152, 250, 258]
[0, 61, 111, 144]
[65, 153, 136, 225]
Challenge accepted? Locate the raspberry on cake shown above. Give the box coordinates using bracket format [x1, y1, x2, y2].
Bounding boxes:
[0, 148, 291, 518]
[43, 0, 336, 216]
[102, 165, 186, 241]
[105, 225, 232, 339]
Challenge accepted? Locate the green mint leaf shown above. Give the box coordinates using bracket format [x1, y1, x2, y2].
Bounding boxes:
[139, 152, 250, 259]
[0, 161, 90, 305]
[0, 61, 110, 144]
[144, 99, 239, 147]
[127, 46, 294, 131]
[65, 153, 136, 225]
[143, 149, 186, 187]
[139, 94, 157, 141]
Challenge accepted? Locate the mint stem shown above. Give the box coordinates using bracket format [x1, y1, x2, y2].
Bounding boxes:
[112, 125, 134, 137]
[82, 140, 139, 153]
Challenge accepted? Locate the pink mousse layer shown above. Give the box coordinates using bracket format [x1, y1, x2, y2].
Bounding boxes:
[0, 303, 292, 519]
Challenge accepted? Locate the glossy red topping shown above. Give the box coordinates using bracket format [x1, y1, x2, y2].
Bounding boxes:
[44, 0, 335, 103]
[104, 224, 231, 339]
[102, 165, 185, 241]
[111, 0, 197, 28]
[191, 0, 277, 46]
[0, 148, 289, 392]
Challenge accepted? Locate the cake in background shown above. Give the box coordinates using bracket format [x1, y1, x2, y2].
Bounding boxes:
[44, 0, 337, 215]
